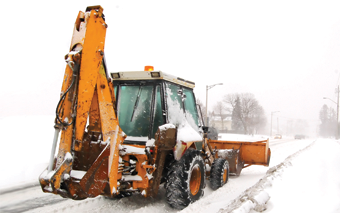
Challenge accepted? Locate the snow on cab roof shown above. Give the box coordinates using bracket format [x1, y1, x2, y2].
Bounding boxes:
[110, 71, 195, 89]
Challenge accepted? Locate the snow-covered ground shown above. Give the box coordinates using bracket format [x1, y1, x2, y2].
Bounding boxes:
[0, 116, 55, 189]
[261, 139, 340, 213]
[1, 116, 340, 212]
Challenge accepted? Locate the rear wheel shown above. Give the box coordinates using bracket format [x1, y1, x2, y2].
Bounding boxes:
[210, 158, 229, 190]
[165, 148, 205, 209]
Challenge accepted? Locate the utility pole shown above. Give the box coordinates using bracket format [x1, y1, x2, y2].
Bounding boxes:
[337, 85, 339, 139]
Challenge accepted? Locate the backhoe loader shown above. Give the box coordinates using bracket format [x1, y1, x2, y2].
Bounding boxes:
[39, 6, 271, 209]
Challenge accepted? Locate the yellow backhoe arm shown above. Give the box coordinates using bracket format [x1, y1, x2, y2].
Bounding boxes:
[39, 6, 125, 199]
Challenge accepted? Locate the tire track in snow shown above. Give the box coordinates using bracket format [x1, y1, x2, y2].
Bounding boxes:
[0, 195, 65, 213]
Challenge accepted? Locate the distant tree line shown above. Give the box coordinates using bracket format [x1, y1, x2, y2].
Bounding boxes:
[197, 93, 267, 134]
[319, 104, 337, 138]
[224, 93, 266, 134]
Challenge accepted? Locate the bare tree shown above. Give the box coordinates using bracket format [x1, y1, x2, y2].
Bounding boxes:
[224, 93, 239, 108]
[223, 93, 266, 134]
[213, 101, 227, 131]
[319, 104, 337, 137]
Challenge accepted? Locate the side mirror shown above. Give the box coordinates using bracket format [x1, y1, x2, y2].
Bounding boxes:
[202, 126, 209, 133]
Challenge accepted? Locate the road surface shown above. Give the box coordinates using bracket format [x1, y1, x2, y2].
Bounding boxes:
[0, 138, 314, 213]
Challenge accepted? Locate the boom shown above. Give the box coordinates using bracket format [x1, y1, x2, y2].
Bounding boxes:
[39, 5, 125, 199]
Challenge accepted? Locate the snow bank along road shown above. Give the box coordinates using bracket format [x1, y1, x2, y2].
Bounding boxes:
[2, 137, 334, 213]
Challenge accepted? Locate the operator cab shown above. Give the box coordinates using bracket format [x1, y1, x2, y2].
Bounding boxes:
[110, 67, 204, 146]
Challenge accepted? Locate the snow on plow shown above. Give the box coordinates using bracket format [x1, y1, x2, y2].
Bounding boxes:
[209, 139, 271, 176]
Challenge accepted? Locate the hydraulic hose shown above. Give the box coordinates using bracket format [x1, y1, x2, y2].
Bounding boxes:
[55, 61, 78, 127]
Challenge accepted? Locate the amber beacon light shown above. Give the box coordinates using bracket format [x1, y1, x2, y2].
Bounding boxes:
[144, 65, 154, 71]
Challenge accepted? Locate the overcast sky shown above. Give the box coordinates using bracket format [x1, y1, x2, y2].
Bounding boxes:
[2, 1, 340, 132]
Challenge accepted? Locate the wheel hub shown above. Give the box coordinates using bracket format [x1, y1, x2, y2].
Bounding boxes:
[189, 165, 201, 196]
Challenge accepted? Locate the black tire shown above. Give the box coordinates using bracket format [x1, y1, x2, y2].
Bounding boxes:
[161, 153, 175, 184]
[165, 148, 205, 209]
[210, 158, 229, 190]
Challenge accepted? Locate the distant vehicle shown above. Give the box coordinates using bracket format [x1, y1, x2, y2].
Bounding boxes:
[274, 134, 282, 139]
[295, 134, 305, 139]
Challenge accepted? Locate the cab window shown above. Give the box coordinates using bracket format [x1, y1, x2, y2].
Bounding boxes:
[117, 85, 153, 137]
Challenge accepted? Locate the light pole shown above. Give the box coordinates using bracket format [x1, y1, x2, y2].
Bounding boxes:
[277, 117, 279, 135]
[205, 83, 223, 126]
[270, 111, 280, 137]
[323, 88, 339, 139]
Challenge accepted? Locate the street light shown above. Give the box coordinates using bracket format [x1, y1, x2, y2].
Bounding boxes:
[206, 83, 223, 126]
[270, 111, 280, 137]
[323, 92, 339, 139]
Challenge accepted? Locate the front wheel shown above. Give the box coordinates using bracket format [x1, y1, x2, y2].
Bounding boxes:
[210, 158, 229, 190]
[165, 148, 205, 209]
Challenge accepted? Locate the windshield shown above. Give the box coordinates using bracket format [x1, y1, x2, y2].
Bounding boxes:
[116, 84, 164, 138]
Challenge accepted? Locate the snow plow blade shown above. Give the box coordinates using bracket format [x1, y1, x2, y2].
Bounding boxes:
[208, 139, 271, 175]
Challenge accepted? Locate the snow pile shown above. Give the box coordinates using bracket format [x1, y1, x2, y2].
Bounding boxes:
[159, 123, 175, 131]
[218, 142, 315, 212]
[165, 86, 201, 141]
[120, 144, 146, 155]
[224, 191, 270, 213]
[263, 139, 340, 213]
[177, 122, 202, 142]
[217, 139, 340, 213]
[218, 133, 269, 142]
